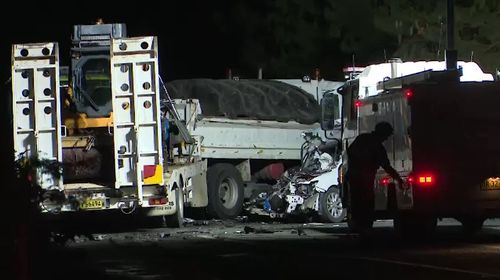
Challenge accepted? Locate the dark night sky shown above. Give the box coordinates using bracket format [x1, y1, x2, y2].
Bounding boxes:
[3, 1, 500, 86]
[1, 2, 244, 82]
[1, 0, 360, 85]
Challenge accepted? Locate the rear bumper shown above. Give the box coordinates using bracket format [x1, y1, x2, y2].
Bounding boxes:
[39, 185, 175, 216]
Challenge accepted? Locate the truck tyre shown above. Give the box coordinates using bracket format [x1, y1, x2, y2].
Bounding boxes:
[165, 187, 184, 228]
[207, 163, 244, 219]
[319, 186, 347, 223]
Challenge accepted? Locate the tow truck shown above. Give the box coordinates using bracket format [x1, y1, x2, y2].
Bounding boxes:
[11, 23, 205, 227]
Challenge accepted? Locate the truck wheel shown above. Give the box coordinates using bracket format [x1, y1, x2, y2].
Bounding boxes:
[319, 186, 347, 223]
[165, 187, 184, 228]
[207, 163, 244, 219]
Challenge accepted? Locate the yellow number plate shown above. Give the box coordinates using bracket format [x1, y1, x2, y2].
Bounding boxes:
[481, 177, 500, 191]
[80, 199, 104, 209]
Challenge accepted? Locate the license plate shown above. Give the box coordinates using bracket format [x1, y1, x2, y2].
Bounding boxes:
[480, 177, 500, 191]
[80, 199, 104, 209]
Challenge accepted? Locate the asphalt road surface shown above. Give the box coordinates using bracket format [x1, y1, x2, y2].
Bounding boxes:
[18, 218, 500, 280]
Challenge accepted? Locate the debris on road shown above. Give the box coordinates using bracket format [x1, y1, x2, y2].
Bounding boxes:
[243, 226, 275, 234]
[160, 233, 171, 238]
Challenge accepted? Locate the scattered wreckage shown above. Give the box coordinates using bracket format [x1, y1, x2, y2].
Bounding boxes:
[245, 132, 346, 223]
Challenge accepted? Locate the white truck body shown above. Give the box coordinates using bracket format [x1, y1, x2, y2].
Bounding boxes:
[178, 100, 324, 157]
[169, 78, 345, 221]
[162, 79, 342, 220]
[195, 118, 321, 160]
[356, 60, 494, 99]
[172, 78, 343, 175]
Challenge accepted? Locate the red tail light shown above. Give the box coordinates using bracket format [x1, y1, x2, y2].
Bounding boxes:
[407, 173, 434, 187]
[407, 176, 414, 184]
[149, 197, 168, 205]
[380, 177, 390, 186]
[354, 99, 363, 107]
[404, 88, 414, 98]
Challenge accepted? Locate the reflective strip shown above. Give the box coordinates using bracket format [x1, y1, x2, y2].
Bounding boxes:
[144, 165, 163, 185]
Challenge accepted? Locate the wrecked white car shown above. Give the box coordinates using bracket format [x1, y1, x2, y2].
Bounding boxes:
[246, 133, 346, 223]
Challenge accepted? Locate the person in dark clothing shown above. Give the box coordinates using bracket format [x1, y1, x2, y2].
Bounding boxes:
[346, 121, 403, 235]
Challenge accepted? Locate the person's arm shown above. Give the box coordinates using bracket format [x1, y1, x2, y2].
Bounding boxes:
[377, 145, 403, 184]
[383, 165, 402, 182]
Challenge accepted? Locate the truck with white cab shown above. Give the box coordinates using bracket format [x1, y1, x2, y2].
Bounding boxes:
[321, 60, 500, 236]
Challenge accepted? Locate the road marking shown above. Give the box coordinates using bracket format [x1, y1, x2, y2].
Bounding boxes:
[476, 244, 500, 251]
[218, 253, 249, 258]
[345, 256, 500, 278]
[441, 242, 500, 254]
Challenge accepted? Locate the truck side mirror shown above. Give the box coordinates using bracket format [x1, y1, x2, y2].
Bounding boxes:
[320, 94, 339, 130]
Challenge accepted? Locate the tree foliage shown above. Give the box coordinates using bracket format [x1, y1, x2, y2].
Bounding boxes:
[14, 153, 63, 213]
[210, 0, 399, 79]
[207, 0, 499, 79]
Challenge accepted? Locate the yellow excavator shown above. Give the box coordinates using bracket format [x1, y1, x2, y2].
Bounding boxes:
[61, 22, 127, 182]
